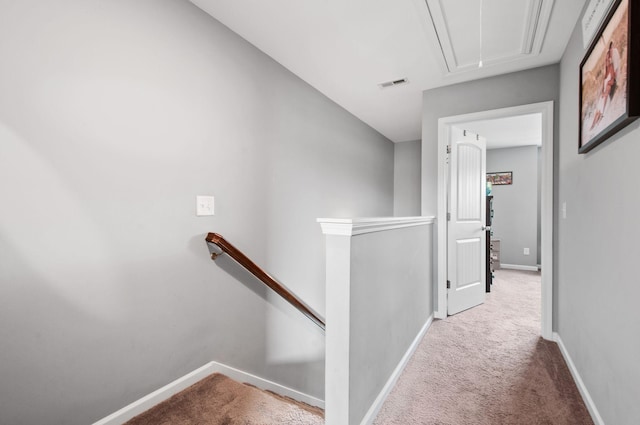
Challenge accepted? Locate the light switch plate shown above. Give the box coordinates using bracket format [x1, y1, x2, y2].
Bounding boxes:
[524, 248, 530, 255]
[196, 195, 215, 216]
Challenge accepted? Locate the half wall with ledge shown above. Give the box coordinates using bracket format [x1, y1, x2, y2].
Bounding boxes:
[317, 216, 435, 425]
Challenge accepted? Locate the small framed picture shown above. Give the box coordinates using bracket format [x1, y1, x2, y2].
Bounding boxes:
[486, 172, 512, 185]
[579, 0, 640, 153]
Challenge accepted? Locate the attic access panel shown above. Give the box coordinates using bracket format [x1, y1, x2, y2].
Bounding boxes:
[425, 0, 555, 73]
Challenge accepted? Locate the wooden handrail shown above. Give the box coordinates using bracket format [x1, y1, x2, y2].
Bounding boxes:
[205, 233, 325, 331]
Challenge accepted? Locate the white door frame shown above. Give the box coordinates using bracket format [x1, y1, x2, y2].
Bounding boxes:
[435, 101, 554, 340]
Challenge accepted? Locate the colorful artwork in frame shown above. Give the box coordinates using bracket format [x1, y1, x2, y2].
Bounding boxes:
[487, 172, 512, 186]
[579, 0, 640, 153]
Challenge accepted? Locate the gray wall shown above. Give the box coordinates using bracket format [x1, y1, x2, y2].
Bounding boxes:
[557, 8, 640, 424]
[421, 65, 559, 321]
[349, 225, 432, 424]
[487, 146, 539, 267]
[0, 1, 394, 424]
[323, 223, 432, 425]
[421, 65, 559, 215]
[394, 140, 421, 216]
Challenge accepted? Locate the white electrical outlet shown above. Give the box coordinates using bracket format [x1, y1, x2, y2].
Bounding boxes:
[524, 248, 530, 255]
[196, 195, 215, 216]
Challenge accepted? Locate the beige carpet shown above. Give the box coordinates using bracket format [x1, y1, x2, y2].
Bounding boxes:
[125, 270, 592, 425]
[123, 373, 323, 425]
[374, 269, 594, 425]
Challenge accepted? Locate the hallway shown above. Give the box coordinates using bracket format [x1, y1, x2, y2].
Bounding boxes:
[374, 269, 593, 424]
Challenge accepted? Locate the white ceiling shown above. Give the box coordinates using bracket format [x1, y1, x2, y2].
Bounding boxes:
[462, 113, 542, 150]
[190, 0, 585, 142]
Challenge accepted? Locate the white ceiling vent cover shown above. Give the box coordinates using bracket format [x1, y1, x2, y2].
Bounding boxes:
[378, 78, 409, 89]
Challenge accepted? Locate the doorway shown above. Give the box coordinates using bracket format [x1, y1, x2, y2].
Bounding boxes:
[435, 101, 553, 340]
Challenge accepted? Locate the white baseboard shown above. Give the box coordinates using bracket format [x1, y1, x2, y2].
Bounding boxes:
[93, 362, 218, 425]
[553, 333, 605, 425]
[207, 362, 324, 409]
[500, 264, 539, 272]
[92, 361, 324, 425]
[359, 314, 434, 425]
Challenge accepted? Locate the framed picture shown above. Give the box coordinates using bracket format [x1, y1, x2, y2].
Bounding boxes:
[487, 172, 512, 185]
[579, 0, 640, 153]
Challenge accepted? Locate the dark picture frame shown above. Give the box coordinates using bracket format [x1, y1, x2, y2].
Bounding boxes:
[487, 172, 512, 185]
[579, 0, 640, 153]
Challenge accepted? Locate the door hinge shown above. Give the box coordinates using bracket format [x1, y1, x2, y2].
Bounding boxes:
[447, 280, 451, 289]
[446, 145, 451, 154]
[447, 212, 451, 221]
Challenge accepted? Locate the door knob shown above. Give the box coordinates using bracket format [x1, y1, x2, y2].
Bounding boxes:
[482, 226, 491, 231]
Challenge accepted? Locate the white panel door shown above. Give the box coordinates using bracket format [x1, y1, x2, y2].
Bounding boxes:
[448, 126, 486, 315]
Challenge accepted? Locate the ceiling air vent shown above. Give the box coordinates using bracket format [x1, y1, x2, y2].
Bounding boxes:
[378, 78, 409, 89]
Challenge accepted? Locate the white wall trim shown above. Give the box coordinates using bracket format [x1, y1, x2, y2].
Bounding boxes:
[318, 216, 434, 236]
[540, 101, 554, 340]
[359, 314, 434, 425]
[92, 361, 324, 425]
[553, 333, 605, 425]
[207, 362, 324, 408]
[92, 362, 218, 425]
[436, 101, 554, 341]
[435, 122, 449, 320]
[500, 264, 539, 272]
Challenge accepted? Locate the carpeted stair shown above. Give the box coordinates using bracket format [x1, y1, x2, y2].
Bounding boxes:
[124, 373, 324, 425]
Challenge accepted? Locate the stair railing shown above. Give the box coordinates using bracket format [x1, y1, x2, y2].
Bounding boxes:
[205, 233, 325, 331]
